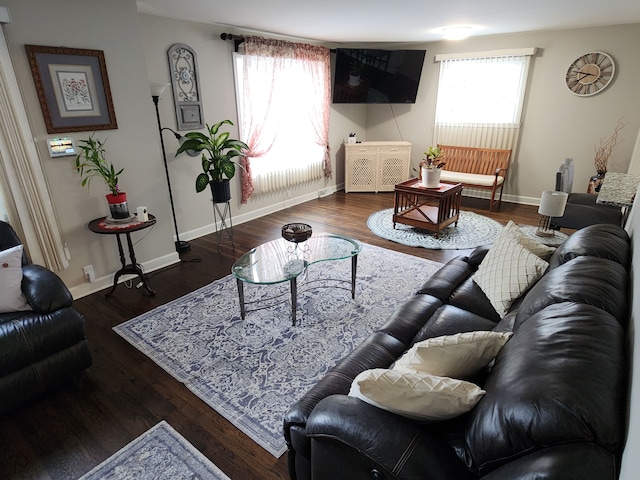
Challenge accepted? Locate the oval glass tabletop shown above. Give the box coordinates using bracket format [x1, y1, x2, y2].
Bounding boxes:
[232, 233, 361, 285]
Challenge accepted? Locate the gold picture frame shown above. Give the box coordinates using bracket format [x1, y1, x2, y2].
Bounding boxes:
[25, 45, 118, 134]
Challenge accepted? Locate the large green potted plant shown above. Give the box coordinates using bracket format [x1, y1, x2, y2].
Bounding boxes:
[75, 134, 129, 219]
[176, 120, 249, 203]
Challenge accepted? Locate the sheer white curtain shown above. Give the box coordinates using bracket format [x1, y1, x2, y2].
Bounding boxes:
[0, 25, 68, 270]
[433, 48, 536, 151]
[235, 36, 331, 203]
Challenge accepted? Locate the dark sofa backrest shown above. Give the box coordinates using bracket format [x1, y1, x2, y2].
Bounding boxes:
[464, 303, 626, 476]
[548, 223, 629, 270]
[462, 224, 630, 476]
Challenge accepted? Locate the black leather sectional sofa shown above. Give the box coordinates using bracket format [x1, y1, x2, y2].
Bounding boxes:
[0, 221, 92, 414]
[284, 223, 630, 480]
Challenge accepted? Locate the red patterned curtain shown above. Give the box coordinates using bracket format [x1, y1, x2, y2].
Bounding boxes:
[240, 36, 331, 204]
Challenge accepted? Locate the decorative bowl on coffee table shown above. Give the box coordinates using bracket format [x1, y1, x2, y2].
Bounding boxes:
[282, 223, 312, 243]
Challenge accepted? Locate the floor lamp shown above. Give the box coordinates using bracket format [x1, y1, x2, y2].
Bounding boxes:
[151, 82, 190, 253]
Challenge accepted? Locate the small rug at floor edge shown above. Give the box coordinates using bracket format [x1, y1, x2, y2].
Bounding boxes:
[78, 421, 231, 480]
[367, 208, 503, 250]
[113, 243, 443, 457]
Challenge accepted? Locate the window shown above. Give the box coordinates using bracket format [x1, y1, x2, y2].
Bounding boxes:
[433, 48, 536, 150]
[233, 37, 331, 203]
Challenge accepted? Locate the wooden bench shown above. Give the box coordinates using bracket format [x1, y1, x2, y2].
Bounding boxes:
[438, 145, 512, 211]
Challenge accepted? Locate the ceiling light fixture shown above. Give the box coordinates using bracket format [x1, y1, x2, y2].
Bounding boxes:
[442, 26, 473, 40]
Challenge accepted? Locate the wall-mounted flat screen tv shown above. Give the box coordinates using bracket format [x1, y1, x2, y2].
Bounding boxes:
[332, 48, 426, 104]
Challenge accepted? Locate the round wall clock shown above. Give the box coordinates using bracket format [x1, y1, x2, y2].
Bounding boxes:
[565, 51, 615, 97]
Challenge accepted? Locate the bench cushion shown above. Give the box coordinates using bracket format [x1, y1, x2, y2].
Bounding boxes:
[440, 171, 503, 187]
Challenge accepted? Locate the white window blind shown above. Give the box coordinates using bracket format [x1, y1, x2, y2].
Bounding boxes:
[433, 48, 536, 150]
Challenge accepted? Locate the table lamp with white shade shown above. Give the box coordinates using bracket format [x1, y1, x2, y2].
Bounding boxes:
[536, 190, 569, 237]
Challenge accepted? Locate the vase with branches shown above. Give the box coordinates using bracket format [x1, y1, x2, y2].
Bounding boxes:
[589, 119, 628, 194]
[594, 119, 628, 174]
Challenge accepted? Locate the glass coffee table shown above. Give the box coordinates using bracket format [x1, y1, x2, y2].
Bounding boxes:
[232, 233, 361, 326]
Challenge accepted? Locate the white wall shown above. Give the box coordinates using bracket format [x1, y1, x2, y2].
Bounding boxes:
[621, 183, 640, 478]
[366, 25, 640, 204]
[138, 15, 355, 243]
[1, 0, 639, 296]
[3, 0, 180, 296]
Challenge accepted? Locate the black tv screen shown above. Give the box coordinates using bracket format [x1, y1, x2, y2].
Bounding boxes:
[332, 48, 426, 104]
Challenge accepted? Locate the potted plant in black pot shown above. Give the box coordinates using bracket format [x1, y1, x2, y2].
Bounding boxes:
[75, 134, 129, 219]
[176, 120, 249, 202]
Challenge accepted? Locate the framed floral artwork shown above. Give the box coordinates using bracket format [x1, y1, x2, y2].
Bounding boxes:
[25, 45, 118, 134]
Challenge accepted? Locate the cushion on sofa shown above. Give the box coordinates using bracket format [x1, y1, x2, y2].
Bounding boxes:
[393, 331, 513, 379]
[548, 223, 629, 270]
[514, 255, 629, 330]
[501, 220, 556, 260]
[0, 245, 31, 313]
[349, 368, 485, 421]
[440, 171, 504, 187]
[473, 232, 549, 317]
[378, 294, 444, 347]
[410, 304, 499, 345]
[416, 258, 475, 301]
[448, 278, 502, 322]
[464, 303, 626, 475]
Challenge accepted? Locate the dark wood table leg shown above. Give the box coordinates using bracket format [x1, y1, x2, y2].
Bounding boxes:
[106, 232, 155, 297]
[106, 233, 127, 297]
[125, 233, 155, 295]
[351, 254, 358, 299]
[290, 277, 297, 326]
[236, 277, 246, 319]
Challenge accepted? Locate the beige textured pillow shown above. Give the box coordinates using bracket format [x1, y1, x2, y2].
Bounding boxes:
[349, 369, 485, 421]
[502, 220, 556, 261]
[0, 245, 30, 313]
[473, 233, 549, 317]
[393, 331, 513, 378]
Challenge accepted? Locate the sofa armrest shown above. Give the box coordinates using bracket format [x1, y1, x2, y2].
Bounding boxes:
[21, 264, 73, 313]
[307, 395, 473, 480]
[480, 443, 618, 480]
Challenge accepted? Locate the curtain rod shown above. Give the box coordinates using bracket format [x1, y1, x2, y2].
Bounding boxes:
[220, 33, 244, 52]
[219, 33, 336, 53]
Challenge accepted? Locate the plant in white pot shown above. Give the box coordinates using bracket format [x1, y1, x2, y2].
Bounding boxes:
[75, 134, 129, 219]
[420, 145, 446, 188]
[176, 120, 249, 203]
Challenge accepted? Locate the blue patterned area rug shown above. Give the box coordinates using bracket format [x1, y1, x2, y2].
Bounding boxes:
[113, 243, 442, 458]
[367, 208, 503, 249]
[78, 421, 230, 480]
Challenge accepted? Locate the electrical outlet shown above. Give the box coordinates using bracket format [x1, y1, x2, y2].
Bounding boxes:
[318, 189, 328, 198]
[83, 265, 95, 283]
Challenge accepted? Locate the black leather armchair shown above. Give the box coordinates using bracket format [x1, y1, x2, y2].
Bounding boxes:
[551, 158, 622, 230]
[0, 221, 92, 414]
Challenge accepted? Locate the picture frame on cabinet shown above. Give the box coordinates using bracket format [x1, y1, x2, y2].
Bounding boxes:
[25, 45, 118, 134]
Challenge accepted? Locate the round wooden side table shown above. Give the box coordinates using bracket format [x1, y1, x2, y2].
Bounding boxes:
[88, 214, 156, 296]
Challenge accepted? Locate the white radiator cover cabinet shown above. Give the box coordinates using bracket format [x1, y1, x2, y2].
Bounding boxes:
[344, 141, 412, 192]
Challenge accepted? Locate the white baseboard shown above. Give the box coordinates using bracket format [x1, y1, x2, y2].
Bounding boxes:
[180, 184, 343, 242]
[69, 184, 536, 300]
[70, 251, 180, 299]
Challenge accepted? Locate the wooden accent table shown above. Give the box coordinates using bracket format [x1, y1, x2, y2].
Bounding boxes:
[393, 179, 463, 237]
[88, 215, 157, 296]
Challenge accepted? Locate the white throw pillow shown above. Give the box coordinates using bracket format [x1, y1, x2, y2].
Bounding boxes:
[349, 369, 486, 421]
[502, 220, 556, 261]
[0, 245, 31, 313]
[393, 331, 513, 379]
[473, 232, 549, 317]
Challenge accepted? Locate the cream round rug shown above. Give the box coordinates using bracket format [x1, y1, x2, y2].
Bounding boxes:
[367, 208, 503, 250]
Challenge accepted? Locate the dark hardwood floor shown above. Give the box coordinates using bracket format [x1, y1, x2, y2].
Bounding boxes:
[0, 192, 540, 480]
